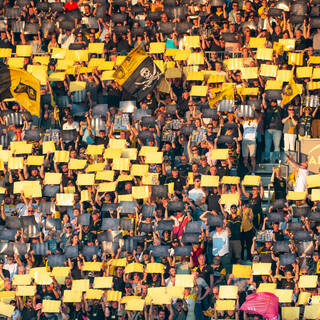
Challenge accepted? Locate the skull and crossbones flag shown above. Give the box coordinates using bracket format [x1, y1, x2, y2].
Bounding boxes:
[0, 63, 40, 117]
[113, 46, 163, 101]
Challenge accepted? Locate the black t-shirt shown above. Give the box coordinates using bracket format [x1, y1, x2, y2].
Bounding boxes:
[273, 177, 287, 200]
[21, 307, 37, 320]
[88, 305, 105, 320]
[248, 194, 262, 216]
[113, 276, 125, 293]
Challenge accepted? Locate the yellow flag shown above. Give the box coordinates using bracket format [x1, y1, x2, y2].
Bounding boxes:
[209, 85, 234, 107]
[282, 77, 302, 105]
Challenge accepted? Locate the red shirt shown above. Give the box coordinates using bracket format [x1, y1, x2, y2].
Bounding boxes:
[64, 1, 78, 12]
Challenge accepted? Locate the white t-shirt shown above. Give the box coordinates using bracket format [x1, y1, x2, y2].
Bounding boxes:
[242, 120, 258, 142]
[62, 121, 80, 132]
[294, 167, 309, 192]
[210, 229, 229, 256]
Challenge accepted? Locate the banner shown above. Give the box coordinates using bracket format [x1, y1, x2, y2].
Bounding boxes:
[282, 77, 302, 106]
[0, 64, 40, 117]
[113, 46, 163, 101]
[240, 292, 279, 320]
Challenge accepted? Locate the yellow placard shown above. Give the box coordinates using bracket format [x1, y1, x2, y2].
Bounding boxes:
[42, 141, 56, 154]
[86, 163, 105, 173]
[215, 300, 235, 311]
[298, 275, 318, 288]
[265, 80, 283, 90]
[28, 64, 47, 85]
[33, 55, 50, 65]
[8, 57, 24, 69]
[142, 173, 159, 185]
[54, 151, 69, 163]
[0, 150, 12, 162]
[109, 258, 127, 267]
[145, 152, 163, 164]
[44, 172, 62, 185]
[0, 302, 14, 318]
[16, 45, 31, 57]
[8, 157, 24, 170]
[281, 307, 300, 320]
[239, 87, 259, 96]
[112, 158, 130, 171]
[125, 298, 145, 311]
[154, 60, 164, 73]
[68, 158, 87, 170]
[51, 267, 70, 278]
[304, 305, 320, 319]
[297, 292, 311, 305]
[307, 174, 320, 188]
[232, 264, 252, 279]
[12, 274, 32, 286]
[109, 139, 126, 149]
[220, 193, 240, 205]
[256, 48, 273, 61]
[313, 68, 320, 79]
[190, 85, 207, 97]
[42, 300, 61, 313]
[106, 290, 122, 301]
[149, 42, 166, 54]
[93, 277, 113, 289]
[69, 81, 86, 92]
[241, 67, 258, 79]
[309, 56, 320, 64]
[175, 274, 194, 288]
[16, 285, 36, 296]
[121, 148, 137, 160]
[288, 52, 303, 66]
[98, 61, 115, 71]
[125, 263, 144, 274]
[211, 149, 229, 160]
[186, 71, 204, 81]
[208, 74, 225, 83]
[11, 141, 32, 154]
[296, 66, 313, 78]
[51, 48, 67, 59]
[242, 175, 261, 186]
[274, 289, 293, 303]
[104, 148, 122, 159]
[83, 262, 102, 272]
[139, 146, 158, 156]
[145, 263, 165, 274]
[166, 181, 174, 194]
[149, 294, 171, 305]
[249, 37, 266, 48]
[86, 144, 104, 155]
[279, 38, 295, 51]
[311, 189, 320, 201]
[200, 175, 219, 187]
[81, 189, 90, 202]
[101, 71, 114, 81]
[77, 173, 95, 186]
[166, 286, 184, 299]
[27, 155, 44, 166]
[224, 58, 244, 70]
[184, 36, 200, 48]
[286, 191, 307, 201]
[72, 279, 90, 292]
[34, 272, 52, 285]
[252, 263, 271, 275]
[221, 176, 240, 185]
[56, 193, 74, 206]
[257, 283, 277, 293]
[85, 289, 104, 300]
[95, 170, 115, 181]
[260, 64, 277, 78]
[164, 48, 179, 56]
[131, 164, 149, 176]
[117, 194, 133, 202]
[219, 286, 238, 299]
[98, 182, 117, 193]
[276, 70, 292, 82]
[63, 290, 82, 303]
[308, 81, 320, 91]
[88, 42, 104, 54]
[0, 48, 12, 58]
[165, 67, 182, 78]
[55, 59, 73, 70]
[188, 52, 204, 65]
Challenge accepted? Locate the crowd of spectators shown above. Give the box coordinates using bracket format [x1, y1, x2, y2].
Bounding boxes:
[1, 0, 320, 319]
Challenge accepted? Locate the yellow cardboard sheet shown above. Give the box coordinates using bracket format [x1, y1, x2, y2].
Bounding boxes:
[232, 264, 251, 279]
[42, 300, 61, 313]
[77, 173, 95, 186]
[200, 175, 219, 187]
[95, 170, 115, 181]
[219, 285, 238, 299]
[44, 172, 62, 185]
[93, 277, 113, 289]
